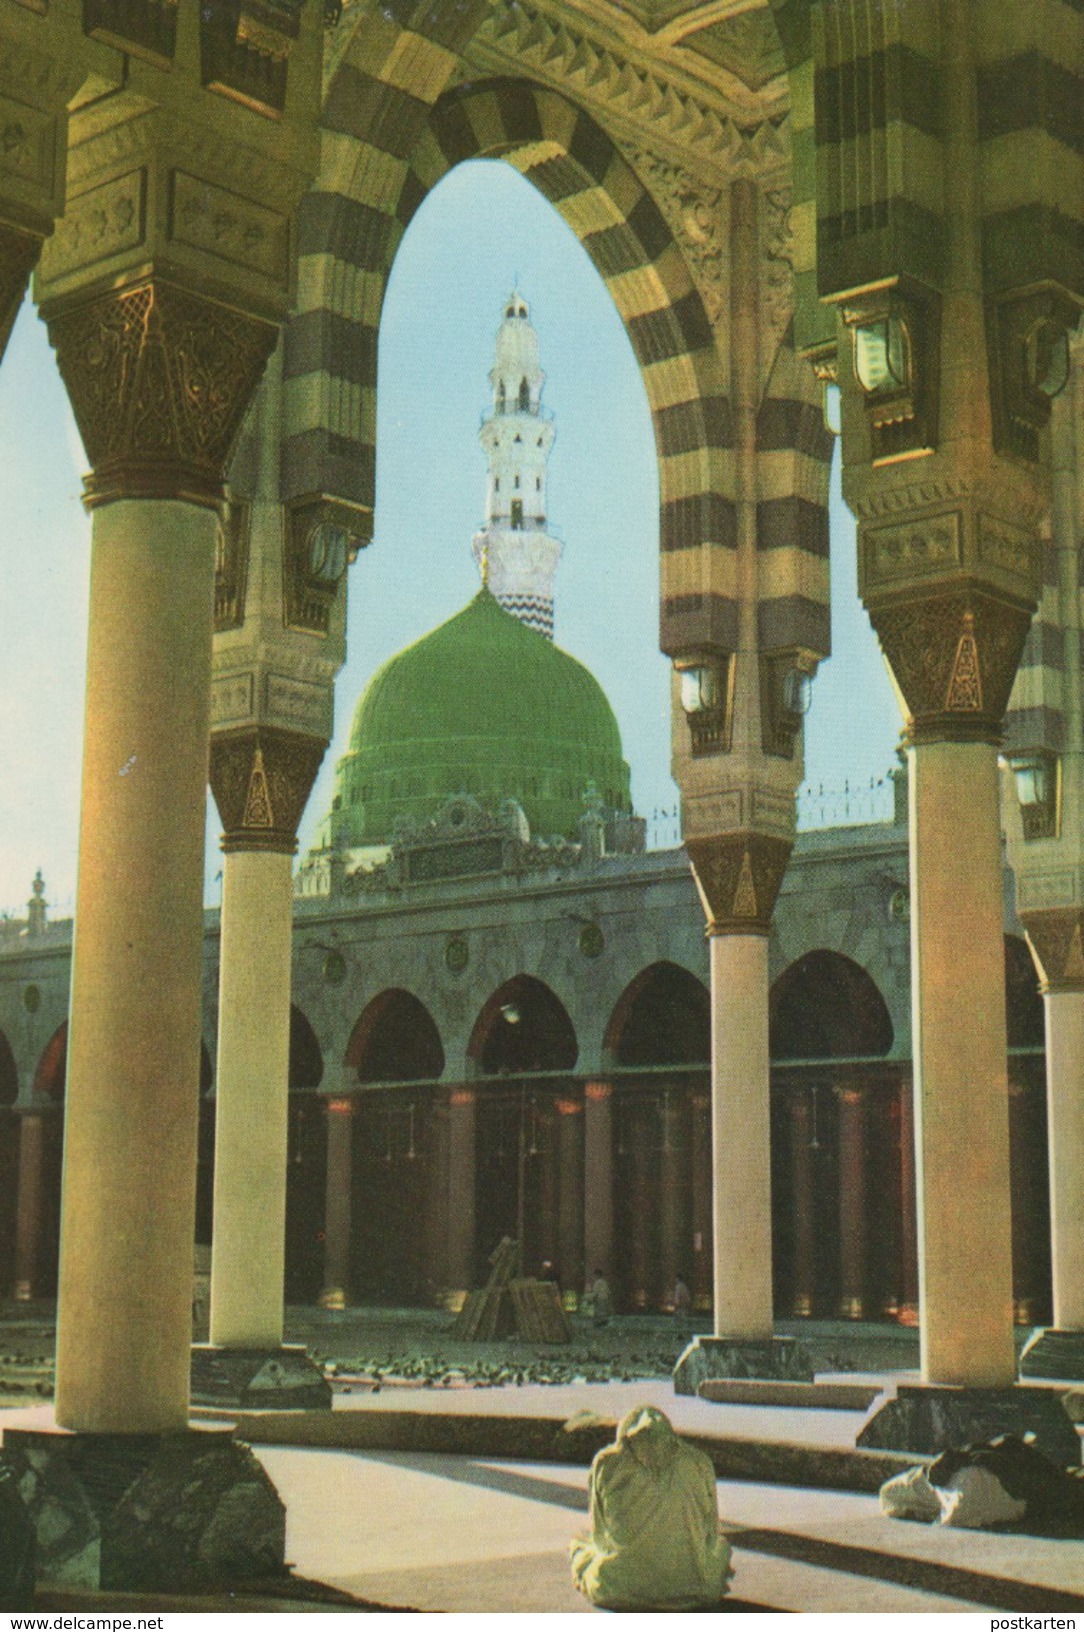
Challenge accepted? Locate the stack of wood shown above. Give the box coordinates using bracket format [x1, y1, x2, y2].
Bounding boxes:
[454, 1236, 570, 1344]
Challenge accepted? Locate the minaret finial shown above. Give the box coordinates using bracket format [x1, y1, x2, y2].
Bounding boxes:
[471, 291, 563, 638]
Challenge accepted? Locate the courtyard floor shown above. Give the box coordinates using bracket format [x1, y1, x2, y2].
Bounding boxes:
[1, 1304, 1082, 1615]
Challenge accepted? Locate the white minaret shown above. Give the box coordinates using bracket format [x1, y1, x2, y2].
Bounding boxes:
[472, 292, 563, 638]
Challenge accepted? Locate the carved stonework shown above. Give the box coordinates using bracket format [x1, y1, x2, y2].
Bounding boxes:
[760, 185, 794, 365]
[44, 281, 276, 508]
[214, 499, 251, 632]
[685, 832, 792, 934]
[618, 147, 724, 326]
[870, 590, 1033, 745]
[0, 222, 40, 363]
[1020, 908, 1084, 993]
[471, 3, 790, 176]
[210, 725, 327, 852]
[863, 513, 963, 586]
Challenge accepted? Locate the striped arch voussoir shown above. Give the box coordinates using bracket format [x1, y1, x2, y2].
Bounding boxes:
[286, 68, 732, 657]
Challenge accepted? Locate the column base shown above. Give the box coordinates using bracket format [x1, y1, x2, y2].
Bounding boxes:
[1, 1426, 285, 1592]
[673, 1335, 814, 1396]
[1019, 1328, 1084, 1382]
[856, 1383, 1081, 1467]
[191, 1345, 332, 1411]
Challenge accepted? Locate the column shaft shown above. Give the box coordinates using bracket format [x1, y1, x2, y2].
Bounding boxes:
[322, 1098, 354, 1305]
[13, 1112, 46, 1302]
[788, 1092, 815, 1317]
[555, 1098, 584, 1297]
[690, 1092, 713, 1312]
[837, 1084, 868, 1319]
[1044, 990, 1084, 1327]
[910, 740, 1015, 1384]
[209, 849, 293, 1347]
[658, 1090, 686, 1307]
[583, 1082, 613, 1286]
[56, 500, 216, 1433]
[446, 1089, 476, 1294]
[710, 932, 773, 1338]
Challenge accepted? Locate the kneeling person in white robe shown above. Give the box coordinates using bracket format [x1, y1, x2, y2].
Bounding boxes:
[570, 1405, 733, 1609]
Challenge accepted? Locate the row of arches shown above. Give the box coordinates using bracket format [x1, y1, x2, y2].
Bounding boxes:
[1, 940, 1045, 1314]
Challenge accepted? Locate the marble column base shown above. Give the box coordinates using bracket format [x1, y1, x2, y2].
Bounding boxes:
[1019, 1328, 1084, 1383]
[0, 1427, 285, 1592]
[673, 1335, 814, 1396]
[191, 1344, 332, 1410]
[856, 1383, 1081, 1467]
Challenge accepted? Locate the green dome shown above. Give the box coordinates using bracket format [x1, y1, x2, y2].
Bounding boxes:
[325, 590, 632, 847]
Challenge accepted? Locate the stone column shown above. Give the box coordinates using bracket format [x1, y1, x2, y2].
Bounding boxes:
[673, 174, 818, 1390]
[836, 1083, 868, 1320]
[1042, 982, 1084, 1329]
[898, 1070, 920, 1328]
[658, 1088, 687, 1309]
[207, 728, 327, 1349]
[583, 1081, 613, 1286]
[909, 739, 1014, 1382]
[321, 1098, 354, 1309]
[788, 1091, 815, 1318]
[625, 1096, 653, 1310]
[39, 284, 277, 1437]
[535, 1100, 560, 1279]
[690, 1091, 713, 1312]
[709, 931, 773, 1338]
[447, 1089, 476, 1295]
[12, 1109, 47, 1302]
[555, 1096, 584, 1300]
[425, 1092, 451, 1300]
[209, 851, 291, 1346]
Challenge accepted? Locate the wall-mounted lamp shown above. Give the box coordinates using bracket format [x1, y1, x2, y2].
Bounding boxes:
[760, 650, 818, 758]
[842, 287, 939, 463]
[991, 290, 1076, 462]
[500, 1003, 521, 1025]
[1005, 748, 1060, 841]
[675, 653, 734, 757]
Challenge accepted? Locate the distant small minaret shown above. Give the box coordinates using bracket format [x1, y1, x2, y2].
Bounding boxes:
[26, 870, 46, 937]
[472, 292, 563, 638]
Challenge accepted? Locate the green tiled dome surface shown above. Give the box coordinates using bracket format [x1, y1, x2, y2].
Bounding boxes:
[329, 590, 632, 845]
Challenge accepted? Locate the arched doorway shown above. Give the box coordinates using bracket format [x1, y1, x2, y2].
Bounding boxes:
[605, 963, 710, 1312]
[769, 951, 895, 1322]
[28, 1022, 67, 1298]
[341, 990, 445, 1305]
[469, 976, 578, 1287]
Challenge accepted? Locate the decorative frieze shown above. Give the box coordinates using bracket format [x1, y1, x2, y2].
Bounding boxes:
[170, 172, 289, 284]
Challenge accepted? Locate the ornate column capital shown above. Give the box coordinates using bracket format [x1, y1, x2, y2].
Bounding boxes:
[685, 831, 792, 934]
[209, 724, 326, 854]
[868, 587, 1034, 748]
[1020, 908, 1084, 994]
[44, 280, 276, 510]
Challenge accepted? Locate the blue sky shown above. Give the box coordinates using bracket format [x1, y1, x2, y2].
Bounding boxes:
[0, 157, 900, 917]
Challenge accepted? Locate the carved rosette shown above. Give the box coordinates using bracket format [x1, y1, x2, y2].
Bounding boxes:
[1020, 908, 1084, 994]
[0, 223, 41, 363]
[685, 832, 792, 935]
[869, 588, 1033, 746]
[44, 280, 276, 508]
[209, 726, 327, 854]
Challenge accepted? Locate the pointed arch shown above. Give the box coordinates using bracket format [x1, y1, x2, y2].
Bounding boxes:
[344, 989, 445, 1083]
[284, 72, 737, 659]
[770, 951, 893, 1060]
[0, 1031, 16, 1107]
[290, 1004, 324, 1090]
[468, 975, 578, 1075]
[604, 961, 710, 1066]
[33, 1022, 67, 1101]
